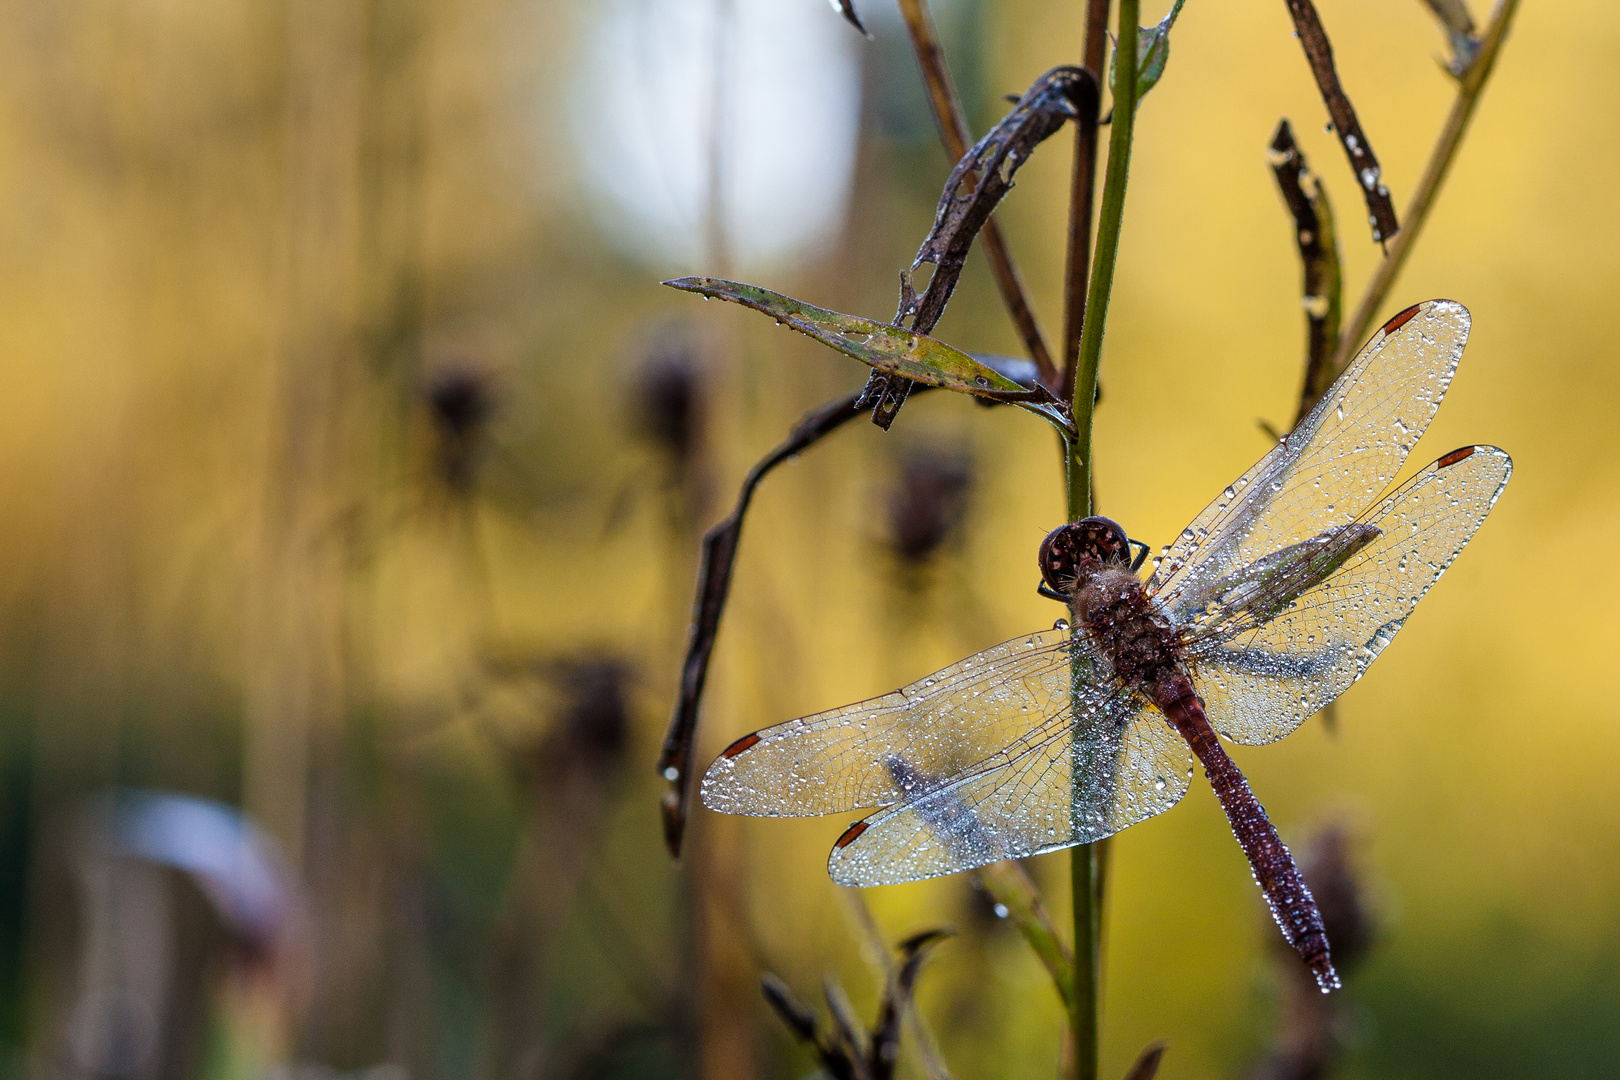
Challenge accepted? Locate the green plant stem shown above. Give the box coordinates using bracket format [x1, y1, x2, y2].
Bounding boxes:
[1331, 0, 1520, 373]
[1069, 0, 1140, 520]
[975, 861, 1075, 1012]
[1068, 5, 1140, 1078]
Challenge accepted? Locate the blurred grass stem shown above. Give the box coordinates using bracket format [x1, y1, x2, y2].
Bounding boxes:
[1332, 0, 1520, 372]
[1067, 2, 1140, 1077]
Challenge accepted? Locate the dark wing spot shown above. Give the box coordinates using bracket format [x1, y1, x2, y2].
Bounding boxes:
[835, 819, 870, 848]
[720, 733, 762, 759]
[1436, 445, 1477, 469]
[1381, 304, 1422, 335]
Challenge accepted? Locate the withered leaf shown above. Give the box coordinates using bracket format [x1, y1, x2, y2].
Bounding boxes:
[831, 0, 872, 39]
[664, 277, 1069, 426]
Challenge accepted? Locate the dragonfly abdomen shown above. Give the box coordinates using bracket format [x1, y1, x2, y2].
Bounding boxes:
[1157, 677, 1340, 993]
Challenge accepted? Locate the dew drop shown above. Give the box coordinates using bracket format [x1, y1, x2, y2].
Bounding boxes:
[663, 767, 680, 782]
[1054, 618, 1070, 631]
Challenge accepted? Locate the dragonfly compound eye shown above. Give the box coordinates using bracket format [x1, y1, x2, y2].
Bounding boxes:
[1039, 517, 1131, 594]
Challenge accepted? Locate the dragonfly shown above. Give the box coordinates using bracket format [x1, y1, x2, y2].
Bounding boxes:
[700, 300, 1511, 991]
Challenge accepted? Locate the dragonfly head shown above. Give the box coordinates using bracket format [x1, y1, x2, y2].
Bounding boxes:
[1039, 517, 1131, 597]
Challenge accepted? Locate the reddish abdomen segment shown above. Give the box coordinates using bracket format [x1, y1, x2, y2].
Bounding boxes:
[1157, 679, 1340, 992]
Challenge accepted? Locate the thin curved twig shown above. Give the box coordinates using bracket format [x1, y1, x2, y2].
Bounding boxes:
[1281, 0, 1400, 243]
[1332, 0, 1521, 372]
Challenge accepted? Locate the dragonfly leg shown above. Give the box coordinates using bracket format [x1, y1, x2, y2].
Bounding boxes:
[1128, 538, 1150, 572]
[1037, 581, 1068, 603]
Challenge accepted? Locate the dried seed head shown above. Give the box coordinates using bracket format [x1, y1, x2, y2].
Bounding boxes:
[633, 330, 706, 465]
[426, 361, 497, 489]
[888, 448, 972, 564]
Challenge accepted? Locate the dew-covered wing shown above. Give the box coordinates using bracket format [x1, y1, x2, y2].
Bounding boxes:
[825, 689, 1191, 886]
[1150, 300, 1470, 624]
[1186, 445, 1511, 745]
[702, 629, 1086, 817]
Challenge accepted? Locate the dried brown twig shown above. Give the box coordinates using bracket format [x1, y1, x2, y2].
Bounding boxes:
[895, 0, 1057, 390]
[1421, 0, 1480, 75]
[1332, 0, 1521, 374]
[760, 929, 953, 1080]
[833, 0, 872, 39]
[1122, 1042, 1168, 1080]
[1267, 119, 1343, 425]
[862, 66, 1097, 428]
[1280, 0, 1399, 244]
[656, 388, 873, 854]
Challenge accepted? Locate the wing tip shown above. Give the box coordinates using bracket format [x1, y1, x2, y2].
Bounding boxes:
[1382, 304, 1424, 335]
[833, 818, 870, 849]
[1433, 443, 1512, 479]
[1434, 445, 1477, 469]
[1381, 298, 1471, 337]
[719, 732, 761, 759]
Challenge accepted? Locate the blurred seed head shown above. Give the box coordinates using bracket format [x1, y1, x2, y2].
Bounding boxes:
[519, 655, 633, 783]
[632, 327, 708, 468]
[1245, 823, 1376, 1080]
[887, 445, 972, 564]
[425, 359, 498, 490]
[554, 656, 632, 772]
[1299, 824, 1373, 972]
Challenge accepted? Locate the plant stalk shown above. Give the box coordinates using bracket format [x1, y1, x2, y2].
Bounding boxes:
[1068, 3, 1140, 1077]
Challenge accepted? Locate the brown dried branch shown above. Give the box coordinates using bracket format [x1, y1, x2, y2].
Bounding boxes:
[844, 893, 954, 1079]
[868, 930, 954, 1080]
[1281, 0, 1400, 243]
[761, 930, 953, 1080]
[761, 974, 858, 1080]
[1121, 1042, 1168, 1080]
[1268, 119, 1343, 425]
[654, 358, 1044, 856]
[1060, 0, 1111, 401]
[860, 65, 1097, 428]
[895, 0, 1057, 390]
[656, 388, 873, 854]
[833, 0, 873, 39]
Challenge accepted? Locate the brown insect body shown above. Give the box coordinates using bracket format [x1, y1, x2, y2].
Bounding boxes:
[1046, 519, 1340, 992]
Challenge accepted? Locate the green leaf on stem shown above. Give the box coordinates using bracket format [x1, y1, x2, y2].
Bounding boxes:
[665, 277, 1072, 429]
[1111, 0, 1187, 101]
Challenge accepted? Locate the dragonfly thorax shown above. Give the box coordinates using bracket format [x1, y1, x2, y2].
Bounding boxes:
[1038, 517, 1132, 598]
[1071, 565, 1186, 697]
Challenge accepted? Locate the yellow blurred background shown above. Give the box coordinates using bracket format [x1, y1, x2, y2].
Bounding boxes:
[0, 1, 1615, 1078]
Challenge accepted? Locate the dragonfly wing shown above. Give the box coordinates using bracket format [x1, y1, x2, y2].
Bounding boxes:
[826, 689, 1191, 886]
[1189, 445, 1511, 745]
[1151, 300, 1470, 622]
[702, 628, 1089, 817]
